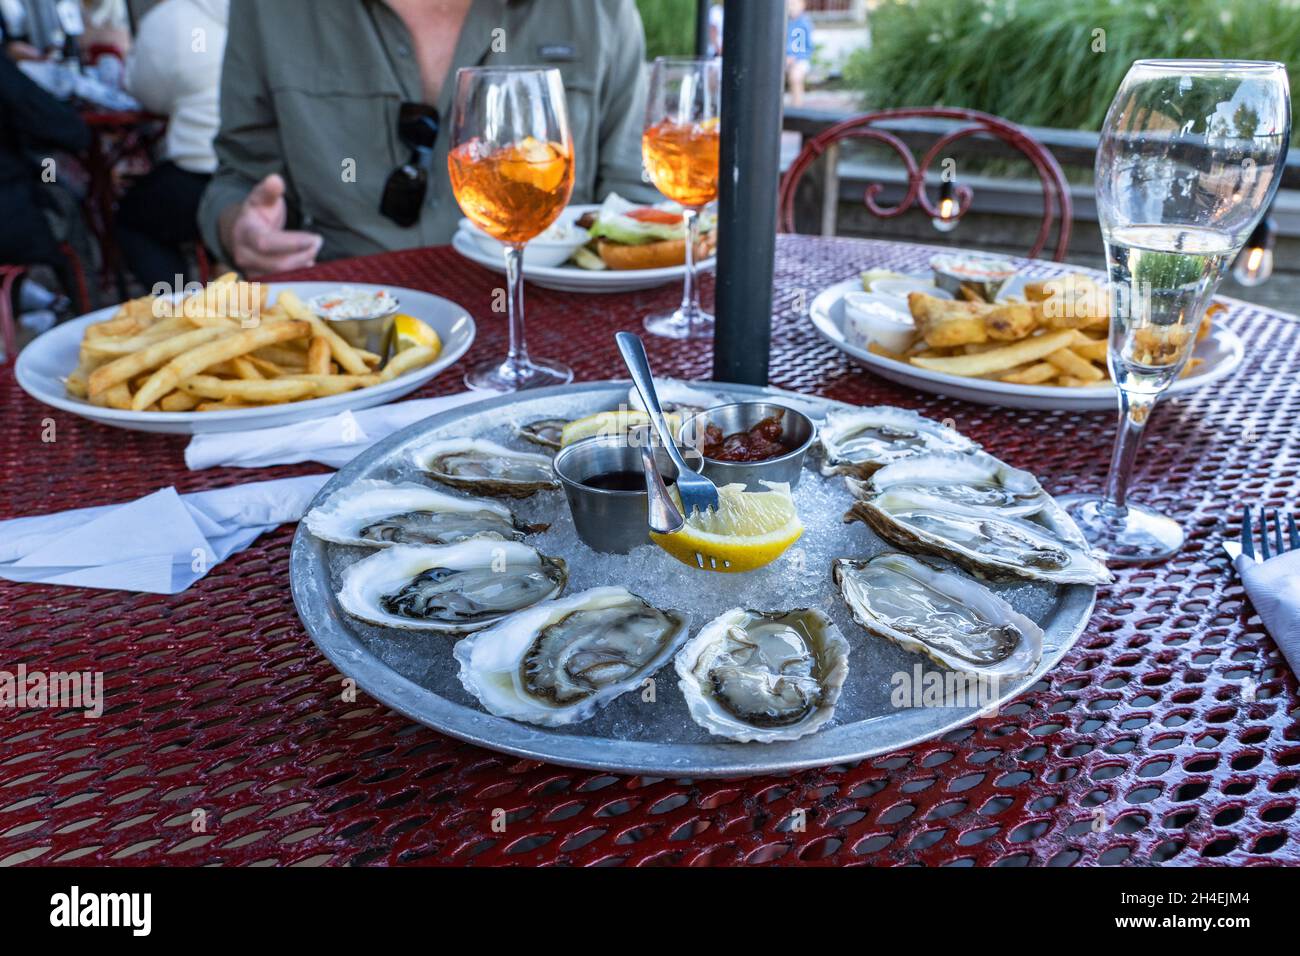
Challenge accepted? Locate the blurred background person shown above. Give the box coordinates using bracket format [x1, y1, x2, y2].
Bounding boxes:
[706, 0, 722, 57]
[198, 0, 658, 276]
[80, 0, 131, 55]
[116, 0, 225, 289]
[0, 50, 89, 322]
[785, 0, 812, 107]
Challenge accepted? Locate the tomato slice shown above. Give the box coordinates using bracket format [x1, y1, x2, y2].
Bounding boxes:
[626, 207, 683, 225]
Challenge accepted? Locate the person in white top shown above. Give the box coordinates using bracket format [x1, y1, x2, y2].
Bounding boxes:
[116, 0, 227, 290]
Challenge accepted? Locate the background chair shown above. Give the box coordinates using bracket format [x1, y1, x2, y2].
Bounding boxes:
[779, 106, 1073, 262]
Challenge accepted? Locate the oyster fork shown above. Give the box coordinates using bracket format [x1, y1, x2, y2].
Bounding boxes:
[1240, 506, 1300, 562]
[616, 331, 720, 516]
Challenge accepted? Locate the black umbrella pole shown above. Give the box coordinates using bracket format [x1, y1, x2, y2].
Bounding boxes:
[712, 0, 785, 386]
[695, 0, 711, 56]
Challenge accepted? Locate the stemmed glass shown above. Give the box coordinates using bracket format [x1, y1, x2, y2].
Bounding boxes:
[448, 67, 575, 391]
[1061, 60, 1290, 561]
[640, 57, 721, 339]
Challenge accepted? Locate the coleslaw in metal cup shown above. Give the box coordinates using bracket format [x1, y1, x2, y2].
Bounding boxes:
[307, 286, 402, 357]
[930, 254, 1018, 302]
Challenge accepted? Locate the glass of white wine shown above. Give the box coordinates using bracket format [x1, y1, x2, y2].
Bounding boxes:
[1061, 60, 1290, 562]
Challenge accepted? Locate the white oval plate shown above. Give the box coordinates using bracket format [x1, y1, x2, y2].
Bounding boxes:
[451, 203, 715, 294]
[15, 281, 476, 434]
[809, 277, 1244, 412]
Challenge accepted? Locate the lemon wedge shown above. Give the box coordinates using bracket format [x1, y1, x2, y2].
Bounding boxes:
[650, 481, 803, 573]
[560, 409, 680, 447]
[393, 314, 441, 356]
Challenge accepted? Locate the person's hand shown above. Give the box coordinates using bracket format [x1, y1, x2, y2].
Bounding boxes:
[4, 41, 43, 62]
[219, 173, 323, 276]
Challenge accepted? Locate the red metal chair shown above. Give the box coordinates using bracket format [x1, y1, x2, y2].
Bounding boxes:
[779, 107, 1073, 261]
[0, 265, 26, 361]
[0, 246, 92, 363]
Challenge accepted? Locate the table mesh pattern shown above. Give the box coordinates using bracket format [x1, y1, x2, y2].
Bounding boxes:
[1, 237, 1296, 866]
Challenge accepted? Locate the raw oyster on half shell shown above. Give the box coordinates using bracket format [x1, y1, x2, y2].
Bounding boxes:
[675, 607, 849, 743]
[845, 453, 1110, 585]
[817, 405, 977, 478]
[515, 417, 568, 451]
[407, 437, 558, 497]
[336, 539, 567, 632]
[454, 586, 689, 726]
[834, 552, 1043, 678]
[304, 479, 543, 547]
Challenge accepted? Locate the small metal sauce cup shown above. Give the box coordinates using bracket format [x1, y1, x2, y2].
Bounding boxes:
[553, 435, 703, 554]
[323, 312, 397, 359]
[677, 401, 816, 490]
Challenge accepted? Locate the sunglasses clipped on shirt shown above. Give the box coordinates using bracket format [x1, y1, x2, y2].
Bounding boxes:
[380, 102, 440, 228]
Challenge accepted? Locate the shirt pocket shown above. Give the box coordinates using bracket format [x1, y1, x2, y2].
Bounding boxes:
[266, 75, 403, 235]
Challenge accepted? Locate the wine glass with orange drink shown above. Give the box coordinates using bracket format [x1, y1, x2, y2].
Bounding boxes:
[448, 67, 575, 390]
[640, 57, 721, 339]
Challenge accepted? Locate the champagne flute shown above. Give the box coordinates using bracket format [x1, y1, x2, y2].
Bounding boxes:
[1060, 60, 1290, 561]
[448, 67, 575, 391]
[640, 57, 721, 339]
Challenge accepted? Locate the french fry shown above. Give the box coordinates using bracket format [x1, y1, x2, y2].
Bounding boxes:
[132, 320, 309, 410]
[307, 335, 331, 376]
[1072, 338, 1109, 363]
[277, 290, 371, 374]
[179, 374, 316, 403]
[88, 382, 133, 410]
[252, 345, 308, 368]
[379, 345, 437, 381]
[88, 326, 227, 397]
[196, 398, 257, 411]
[245, 355, 288, 377]
[1000, 362, 1058, 385]
[911, 329, 1076, 377]
[279, 373, 382, 397]
[159, 390, 201, 411]
[1045, 347, 1105, 383]
[230, 356, 264, 380]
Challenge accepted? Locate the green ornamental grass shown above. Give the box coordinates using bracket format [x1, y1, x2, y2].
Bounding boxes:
[844, 0, 1300, 130]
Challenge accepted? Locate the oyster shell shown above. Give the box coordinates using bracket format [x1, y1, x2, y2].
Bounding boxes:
[675, 607, 849, 743]
[846, 453, 1111, 585]
[336, 539, 567, 632]
[834, 553, 1043, 678]
[515, 417, 567, 451]
[454, 586, 689, 727]
[848, 451, 1049, 518]
[304, 479, 543, 547]
[407, 437, 558, 498]
[626, 379, 720, 420]
[818, 405, 977, 478]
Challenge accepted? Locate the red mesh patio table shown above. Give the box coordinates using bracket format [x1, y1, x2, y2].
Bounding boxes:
[1, 234, 1296, 867]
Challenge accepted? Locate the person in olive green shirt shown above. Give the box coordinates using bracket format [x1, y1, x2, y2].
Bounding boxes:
[198, 0, 659, 275]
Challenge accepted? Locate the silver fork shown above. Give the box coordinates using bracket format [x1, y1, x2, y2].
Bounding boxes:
[1240, 506, 1300, 562]
[616, 331, 720, 517]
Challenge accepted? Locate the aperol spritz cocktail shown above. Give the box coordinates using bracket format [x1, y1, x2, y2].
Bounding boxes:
[449, 67, 575, 391]
[640, 57, 720, 340]
[642, 117, 719, 209]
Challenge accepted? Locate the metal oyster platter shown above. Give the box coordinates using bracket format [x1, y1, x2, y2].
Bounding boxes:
[289, 380, 1096, 778]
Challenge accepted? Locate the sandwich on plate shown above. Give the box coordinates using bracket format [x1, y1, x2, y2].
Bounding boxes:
[572, 193, 716, 270]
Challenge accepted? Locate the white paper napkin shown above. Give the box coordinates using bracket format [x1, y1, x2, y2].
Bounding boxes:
[184, 393, 494, 470]
[1236, 551, 1300, 674]
[0, 474, 330, 594]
